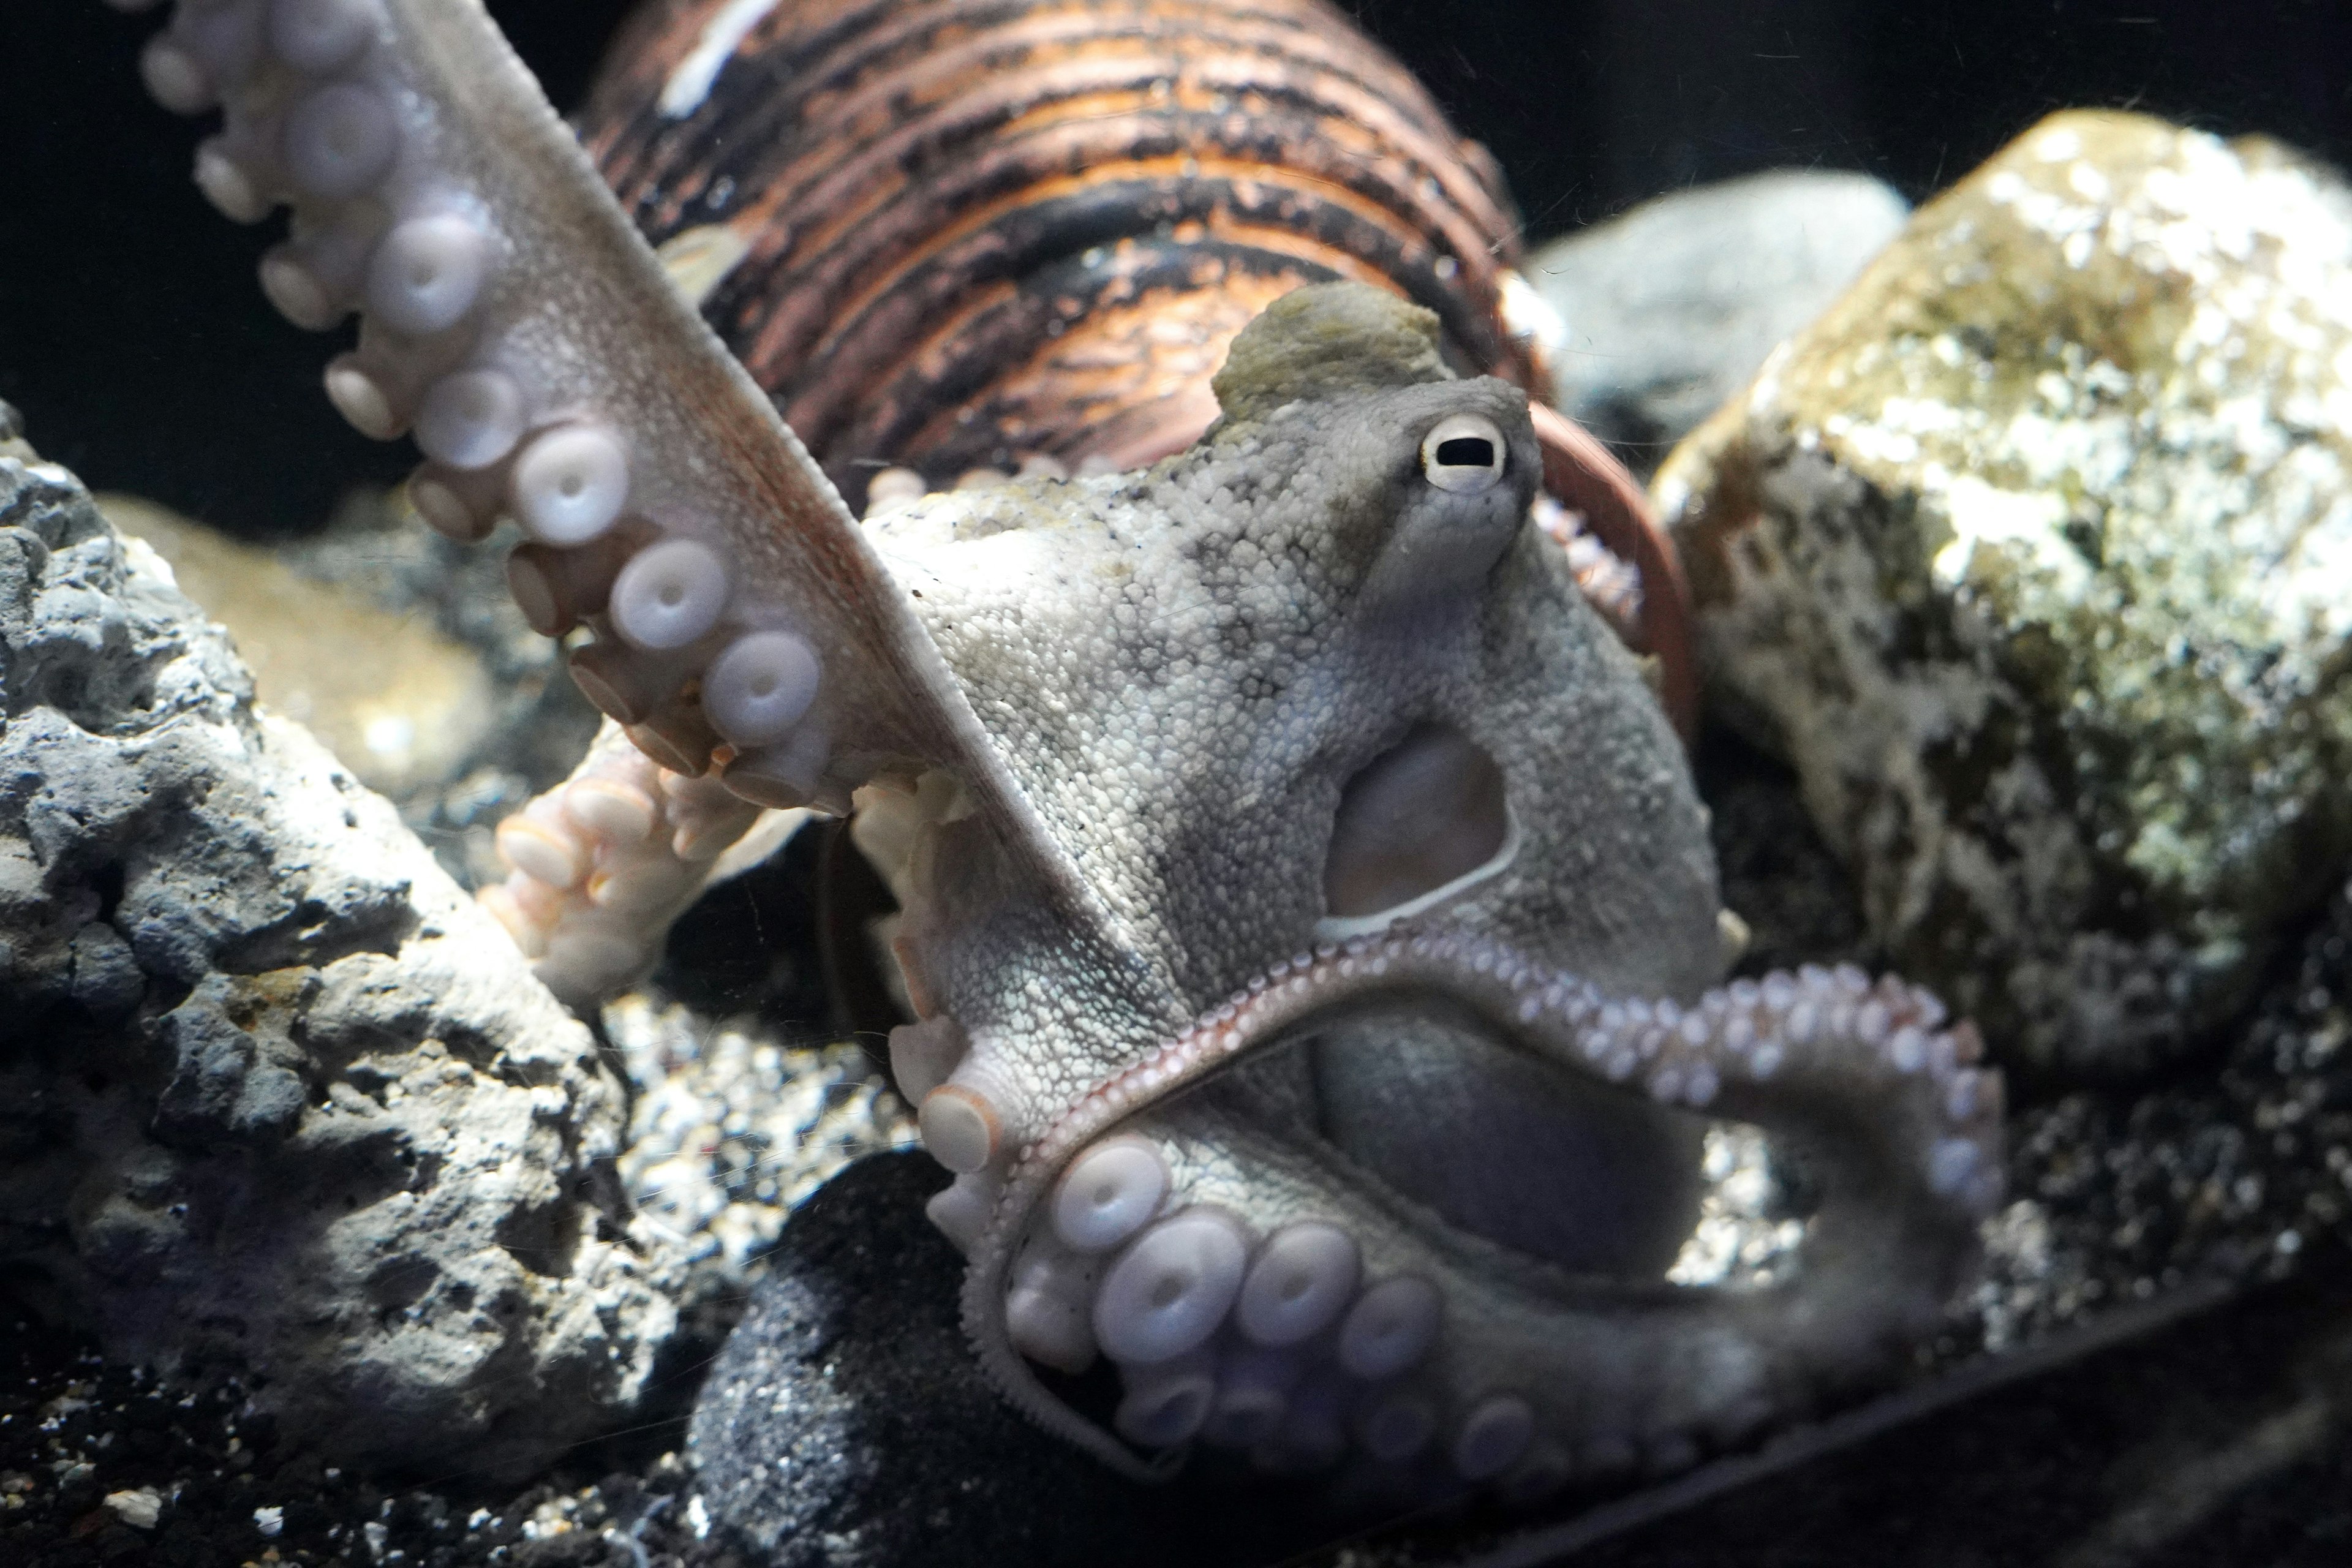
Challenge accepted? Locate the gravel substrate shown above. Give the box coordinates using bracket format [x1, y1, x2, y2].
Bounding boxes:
[0, 972, 908, 1568]
[605, 990, 915, 1304]
[0, 1300, 709, 1567]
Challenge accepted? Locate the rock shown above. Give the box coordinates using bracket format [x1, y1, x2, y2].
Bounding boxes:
[276, 491, 603, 890]
[97, 493, 499, 801]
[0, 434, 687, 1477]
[1527, 170, 1908, 468]
[1655, 111, 2352, 1079]
[690, 1152, 1332, 1568]
[98, 484, 601, 894]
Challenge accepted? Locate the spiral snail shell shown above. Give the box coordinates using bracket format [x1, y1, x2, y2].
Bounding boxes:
[579, 0, 1695, 726]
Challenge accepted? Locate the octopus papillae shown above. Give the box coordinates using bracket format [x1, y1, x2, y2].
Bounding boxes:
[76, 0, 2002, 1512]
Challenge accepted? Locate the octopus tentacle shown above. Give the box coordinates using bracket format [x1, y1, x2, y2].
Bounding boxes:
[479, 717, 796, 1005]
[101, 2, 1998, 1516]
[107, 0, 1093, 916]
[959, 927, 2002, 1482]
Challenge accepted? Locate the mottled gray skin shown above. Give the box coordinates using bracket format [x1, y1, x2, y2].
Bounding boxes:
[846, 293, 2003, 1494]
[874, 286, 1722, 1115]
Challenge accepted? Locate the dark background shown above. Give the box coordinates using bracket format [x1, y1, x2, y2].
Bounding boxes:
[2, 0, 2347, 537]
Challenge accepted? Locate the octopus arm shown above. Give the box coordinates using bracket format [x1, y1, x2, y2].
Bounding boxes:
[963, 930, 2003, 1482]
[109, 0, 1084, 907]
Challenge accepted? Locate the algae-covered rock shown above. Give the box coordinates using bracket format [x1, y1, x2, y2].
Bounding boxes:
[1656, 111, 2352, 1079]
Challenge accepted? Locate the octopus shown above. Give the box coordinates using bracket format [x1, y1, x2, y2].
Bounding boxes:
[85, 0, 2001, 1510]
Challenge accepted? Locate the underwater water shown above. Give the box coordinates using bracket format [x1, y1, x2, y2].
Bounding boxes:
[1, 4, 2351, 1567]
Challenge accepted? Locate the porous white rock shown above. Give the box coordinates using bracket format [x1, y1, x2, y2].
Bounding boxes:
[96, 492, 499, 800]
[0, 427, 686, 1477]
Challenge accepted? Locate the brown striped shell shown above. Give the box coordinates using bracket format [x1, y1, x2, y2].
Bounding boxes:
[579, 0, 1695, 729]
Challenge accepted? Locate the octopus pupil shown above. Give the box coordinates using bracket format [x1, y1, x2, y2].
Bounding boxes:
[1435, 437, 1493, 467]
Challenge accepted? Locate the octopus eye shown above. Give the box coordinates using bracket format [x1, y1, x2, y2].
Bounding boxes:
[1419, 413, 1507, 494]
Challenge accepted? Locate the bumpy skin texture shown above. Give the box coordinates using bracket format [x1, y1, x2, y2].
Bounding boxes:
[101, 0, 2003, 1507]
[878, 287, 1719, 1098]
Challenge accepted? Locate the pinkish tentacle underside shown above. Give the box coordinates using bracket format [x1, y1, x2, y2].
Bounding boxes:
[965, 929, 2003, 1478]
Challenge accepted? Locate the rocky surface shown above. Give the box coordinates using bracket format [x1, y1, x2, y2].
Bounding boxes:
[0, 1295, 707, 1568]
[96, 492, 500, 802]
[672, 731, 2352, 1567]
[277, 492, 603, 892]
[1656, 111, 2352, 1079]
[1527, 170, 1909, 471]
[12, 116, 2352, 1566]
[0, 431, 687, 1479]
[688, 1152, 1338, 1568]
[15, 745, 2352, 1566]
[1695, 733, 2352, 1360]
[86, 483, 601, 896]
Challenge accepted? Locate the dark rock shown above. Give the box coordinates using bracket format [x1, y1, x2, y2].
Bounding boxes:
[691, 1152, 1338, 1568]
[66, 921, 143, 1021]
[151, 977, 309, 1150]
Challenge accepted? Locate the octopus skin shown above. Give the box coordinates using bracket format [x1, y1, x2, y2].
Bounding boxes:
[96, 0, 2003, 1508]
